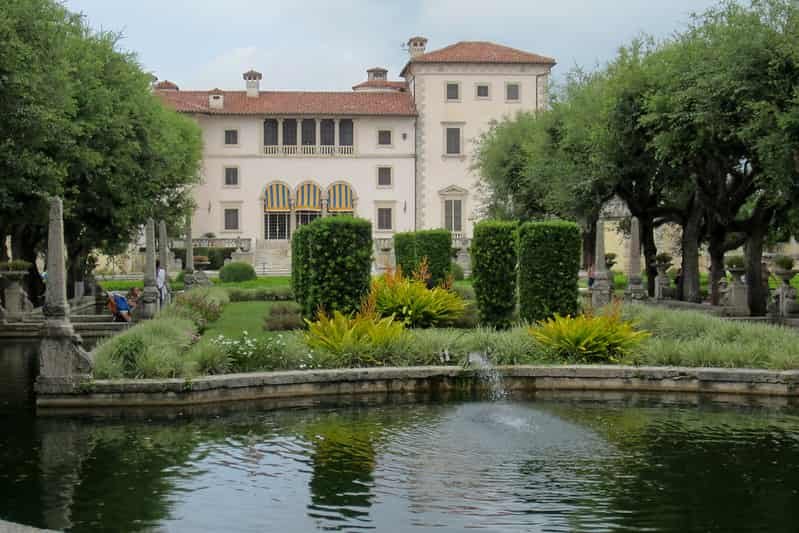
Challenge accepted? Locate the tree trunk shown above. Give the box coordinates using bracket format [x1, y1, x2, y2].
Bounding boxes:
[581, 217, 597, 270]
[680, 204, 703, 303]
[640, 216, 658, 297]
[0, 226, 8, 263]
[11, 224, 46, 306]
[745, 226, 768, 316]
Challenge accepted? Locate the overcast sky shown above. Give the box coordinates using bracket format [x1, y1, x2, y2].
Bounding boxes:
[62, 0, 720, 91]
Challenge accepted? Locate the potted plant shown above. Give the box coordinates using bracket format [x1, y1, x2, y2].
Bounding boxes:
[0, 260, 32, 281]
[604, 252, 617, 271]
[772, 255, 796, 285]
[725, 255, 746, 277]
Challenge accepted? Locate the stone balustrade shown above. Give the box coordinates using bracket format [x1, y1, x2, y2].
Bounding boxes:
[262, 144, 355, 157]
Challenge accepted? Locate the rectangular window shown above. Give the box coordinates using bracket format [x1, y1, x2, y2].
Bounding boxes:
[320, 119, 335, 145]
[339, 119, 354, 146]
[476, 84, 489, 98]
[301, 119, 316, 145]
[377, 207, 393, 231]
[446, 127, 461, 155]
[224, 167, 239, 186]
[378, 130, 392, 146]
[224, 208, 239, 231]
[377, 167, 392, 187]
[224, 129, 238, 145]
[446, 83, 459, 100]
[264, 120, 278, 145]
[283, 119, 297, 145]
[506, 83, 520, 101]
[264, 213, 290, 240]
[444, 199, 462, 232]
[296, 211, 321, 227]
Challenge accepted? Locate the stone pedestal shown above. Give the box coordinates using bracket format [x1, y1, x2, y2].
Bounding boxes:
[724, 267, 749, 315]
[654, 264, 671, 300]
[183, 214, 196, 292]
[137, 218, 159, 319]
[37, 197, 92, 383]
[624, 217, 647, 302]
[0, 271, 33, 320]
[774, 269, 798, 318]
[591, 220, 612, 309]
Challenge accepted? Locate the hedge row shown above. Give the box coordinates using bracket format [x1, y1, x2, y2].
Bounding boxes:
[293, 217, 373, 317]
[393, 229, 452, 285]
[471, 220, 517, 328]
[173, 247, 236, 271]
[518, 220, 581, 322]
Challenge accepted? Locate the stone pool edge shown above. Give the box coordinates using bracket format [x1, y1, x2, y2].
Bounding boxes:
[35, 365, 799, 409]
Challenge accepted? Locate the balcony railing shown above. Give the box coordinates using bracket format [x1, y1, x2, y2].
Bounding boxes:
[171, 238, 252, 252]
[263, 144, 355, 157]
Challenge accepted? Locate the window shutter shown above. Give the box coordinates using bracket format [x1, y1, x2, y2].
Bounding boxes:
[446, 128, 460, 155]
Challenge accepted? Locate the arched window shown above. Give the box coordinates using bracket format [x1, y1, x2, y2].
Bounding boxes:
[327, 182, 355, 214]
[295, 182, 322, 227]
[264, 182, 291, 240]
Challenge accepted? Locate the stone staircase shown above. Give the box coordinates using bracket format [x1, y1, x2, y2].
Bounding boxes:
[254, 240, 291, 276]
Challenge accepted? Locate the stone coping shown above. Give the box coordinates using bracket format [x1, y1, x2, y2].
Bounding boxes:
[35, 365, 799, 411]
[0, 519, 57, 532]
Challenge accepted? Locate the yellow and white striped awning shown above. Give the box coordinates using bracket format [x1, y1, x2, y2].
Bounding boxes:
[328, 182, 354, 212]
[264, 182, 290, 212]
[295, 182, 322, 211]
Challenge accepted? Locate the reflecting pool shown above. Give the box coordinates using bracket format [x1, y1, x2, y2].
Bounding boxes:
[3, 395, 799, 532]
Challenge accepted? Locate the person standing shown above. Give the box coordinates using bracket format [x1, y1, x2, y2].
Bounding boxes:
[156, 259, 167, 307]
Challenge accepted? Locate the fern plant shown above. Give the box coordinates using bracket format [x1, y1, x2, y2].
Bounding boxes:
[371, 267, 465, 328]
[531, 306, 649, 364]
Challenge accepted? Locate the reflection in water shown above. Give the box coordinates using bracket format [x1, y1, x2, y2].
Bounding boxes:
[0, 341, 38, 409]
[2, 398, 799, 532]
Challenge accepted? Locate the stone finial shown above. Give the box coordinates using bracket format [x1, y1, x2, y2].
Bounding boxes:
[43, 197, 69, 320]
[138, 218, 159, 319]
[591, 219, 612, 308]
[624, 217, 647, 301]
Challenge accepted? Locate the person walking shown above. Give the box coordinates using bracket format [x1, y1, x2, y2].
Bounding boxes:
[156, 260, 167, 307]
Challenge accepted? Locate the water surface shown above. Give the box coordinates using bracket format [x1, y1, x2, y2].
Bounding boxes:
[2, 395, 799, 532]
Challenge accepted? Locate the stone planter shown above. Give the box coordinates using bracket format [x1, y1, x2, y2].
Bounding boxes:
[774, 268, 797, 286]
[0, 270, 32, 320]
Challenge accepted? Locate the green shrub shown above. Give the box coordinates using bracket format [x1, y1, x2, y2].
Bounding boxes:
[393, 230, 452, 285]
[530, 308, 649, 364]
[471, 220, 517, 328]
[291, 225, 311, 310]
[451, 261, 465, 281]
[174, 287, 230, 323]
[264, 302, 304, 331]
[219, 261, 256, 283]
[726, 255, 745, 269]
[92, 317, 197, 378]
[186, 339, 231, 375]
[302, 217, 372, 317]
[227, 286, 294, 302]
[0, 260, 32, 271]
[518, 220, 581, 322]
[774, 254, 795, 271]
[452, 283, 475, 301]
[304, 310, 406, 367]
[371, 269, 465, 328]
[451, 301, 479, 329]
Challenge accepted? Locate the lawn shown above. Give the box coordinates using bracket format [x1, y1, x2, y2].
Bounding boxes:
[204, 301, 275, 340]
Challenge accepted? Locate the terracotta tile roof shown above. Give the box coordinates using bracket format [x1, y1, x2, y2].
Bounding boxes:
[154, 80, 179, 90]
[156, 89, 417, 116]
[351, 80, 408, 91]
[401, 41, 555, 76]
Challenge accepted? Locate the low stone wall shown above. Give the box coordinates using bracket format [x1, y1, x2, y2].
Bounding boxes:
[35, 365, 799, 412]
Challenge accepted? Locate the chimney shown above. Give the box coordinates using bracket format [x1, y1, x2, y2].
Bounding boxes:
[367, 67, 388, 81]
[407, 36, 428, 58]
[243, 69, 262, 97]
[209, 88, 224, 110]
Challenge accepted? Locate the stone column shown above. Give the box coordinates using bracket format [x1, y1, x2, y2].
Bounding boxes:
[624, 217, 647, 301]
[277, 118, 283, 149]
[333, 118, 339, 151]
[321, 195, 328, 217]
[289, 199, 297, 236]
[591, 219, 611, 309]
[37, 197, 92, 382]
[137, 218, 159, 319]
[158, 220, 170, 306]
[315, 118, 321, 151]
[183, 214, 196, 291]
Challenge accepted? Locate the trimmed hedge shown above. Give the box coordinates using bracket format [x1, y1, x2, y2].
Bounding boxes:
[291, 225, 311, 311]
[173, 247, 236, 270]
[518, 220, 581, 322]
[471, 220, 517, 328]
[393, 229, 452, 285]
[297, 217, 372, 317]
[219, 261, 256, 282]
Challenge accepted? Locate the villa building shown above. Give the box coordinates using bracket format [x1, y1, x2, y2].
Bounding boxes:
[156, 38, 555, 274]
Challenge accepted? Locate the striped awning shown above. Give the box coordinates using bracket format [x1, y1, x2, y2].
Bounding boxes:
[264, 182, 290, 212]
[328, 182, 354, 212]
[295, 182, 321, 211]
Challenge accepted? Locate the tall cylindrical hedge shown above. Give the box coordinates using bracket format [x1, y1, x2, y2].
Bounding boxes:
[518, 220, 581, 322]
[305, 217, 372, 317]
[393, 229, 452, 285]
[291, 225, 311, 313]
[471, 220, 517, 328]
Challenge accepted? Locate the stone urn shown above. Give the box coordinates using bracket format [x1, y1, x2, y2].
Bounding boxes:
[774, 267, 797, 286]
[0, 269, 32, 320]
